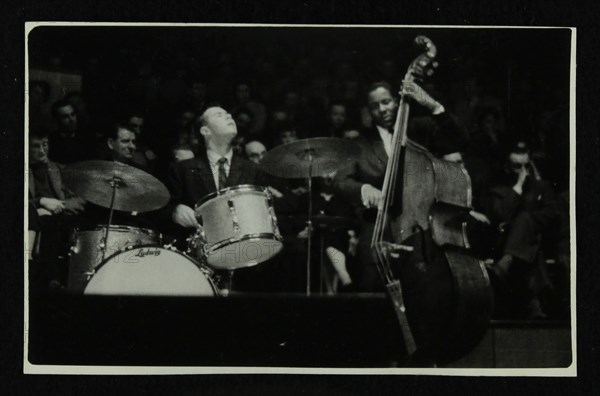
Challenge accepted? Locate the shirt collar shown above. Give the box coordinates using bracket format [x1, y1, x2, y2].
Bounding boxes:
[376, 125, 391, 137]
[206, 148, 233, 165]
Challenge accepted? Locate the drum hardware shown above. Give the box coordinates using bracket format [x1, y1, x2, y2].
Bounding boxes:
[265, 192, 282, 240]
[260, 137, 360, 296]
[227, 198, 242, 236]
[163, 239, 179, 251]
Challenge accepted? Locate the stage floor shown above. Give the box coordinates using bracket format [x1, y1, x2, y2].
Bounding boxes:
[26, 293, 572, 369]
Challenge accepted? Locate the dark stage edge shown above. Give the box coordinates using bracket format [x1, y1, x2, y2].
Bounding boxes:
[26, 293, 571, 369]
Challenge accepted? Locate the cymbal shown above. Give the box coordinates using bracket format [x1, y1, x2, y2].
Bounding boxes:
[63, 161, 170, 212]
[285, 214, 359, 230]
[260, 137, 360, 179]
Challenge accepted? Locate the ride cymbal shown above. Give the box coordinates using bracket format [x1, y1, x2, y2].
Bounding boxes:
[260, 137, 359, 179]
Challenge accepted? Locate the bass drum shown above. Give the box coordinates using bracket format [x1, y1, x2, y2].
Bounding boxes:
[84, 246, 218, 296]
[68, 225, 161, 293]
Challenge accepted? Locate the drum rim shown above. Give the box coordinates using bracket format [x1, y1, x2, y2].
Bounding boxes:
[204, 233, 283, 269]
[195, 184, 268, 208]
[92, 244, 200, 273]
[72, 225, 160, 236]
[84, 244, 220, 295]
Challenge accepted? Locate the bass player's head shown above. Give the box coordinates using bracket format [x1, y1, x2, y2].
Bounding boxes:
[366, 81, 398, 130]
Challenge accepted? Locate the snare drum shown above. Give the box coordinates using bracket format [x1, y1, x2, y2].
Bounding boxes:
[193, 184, 283, 269]
[84, 246, 217, 296]
[68, 225, 161, 293]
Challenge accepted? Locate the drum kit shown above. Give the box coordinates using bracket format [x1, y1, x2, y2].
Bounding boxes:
[62, 137, 359, 297]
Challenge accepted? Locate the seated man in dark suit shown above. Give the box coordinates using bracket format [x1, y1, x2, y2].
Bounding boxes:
[483, 141, 558, 319]
[165, 104, 273, 292]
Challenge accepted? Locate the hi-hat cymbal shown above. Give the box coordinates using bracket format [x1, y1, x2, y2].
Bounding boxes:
[260, 137, 360, 179]
[63, 161, 170, 212]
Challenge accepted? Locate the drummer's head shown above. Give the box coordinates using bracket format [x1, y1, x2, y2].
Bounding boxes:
[366, 81, 398, 130]
[107, 124, 136, 163]
[197, 105, 238, 146]
[29, 128, 50, 164]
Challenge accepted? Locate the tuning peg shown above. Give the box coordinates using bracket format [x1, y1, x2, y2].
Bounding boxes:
[432, 61, 439, 69]
[426, 69, 435, 77]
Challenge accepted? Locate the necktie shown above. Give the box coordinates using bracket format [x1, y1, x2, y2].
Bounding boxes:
[218, 157, 228, 189]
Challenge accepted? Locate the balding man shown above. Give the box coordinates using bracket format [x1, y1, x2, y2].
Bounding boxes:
[244, 140, 267, 164]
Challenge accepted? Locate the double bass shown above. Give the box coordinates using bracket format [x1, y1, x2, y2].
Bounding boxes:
[371, 36, 493, 364]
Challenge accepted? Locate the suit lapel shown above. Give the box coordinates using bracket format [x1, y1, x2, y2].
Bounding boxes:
[368, 127, 388, 164]
[372, 138, 388, 164]
[226, 155, 243, 187]
[196, 156, 218, 193]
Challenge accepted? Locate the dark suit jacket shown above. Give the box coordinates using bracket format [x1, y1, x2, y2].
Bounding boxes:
[484, 177, 558, 228]
[165, 152, 268, 211]
[333, 112, 466, 209]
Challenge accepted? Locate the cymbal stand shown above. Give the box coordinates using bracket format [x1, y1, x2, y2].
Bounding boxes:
[305, 151, 314, 296]
[101, 173, 122, 262]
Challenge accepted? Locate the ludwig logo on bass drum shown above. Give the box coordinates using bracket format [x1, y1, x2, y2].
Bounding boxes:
[134, 248, 162, 257]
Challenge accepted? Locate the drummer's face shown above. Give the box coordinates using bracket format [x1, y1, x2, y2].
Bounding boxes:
[108, 128, 136, 161]
[201, 107, 237, 140]
[368, 87, 398, 129]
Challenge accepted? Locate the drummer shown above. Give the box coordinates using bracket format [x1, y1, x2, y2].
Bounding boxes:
[166, 104, 268, 227]
[164, 104, 273, 291]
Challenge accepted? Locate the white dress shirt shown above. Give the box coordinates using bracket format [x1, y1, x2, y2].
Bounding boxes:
[376, 125, 393, 157]
[206, 149, 233, 189]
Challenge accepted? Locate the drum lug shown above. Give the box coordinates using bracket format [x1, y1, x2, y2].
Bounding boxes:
[268, 203, 282, 240]
[83, 271, 95, 281]
[227, 198, 241, 236]
[164, 239, 177, 251]
[186, 228, 208, 256]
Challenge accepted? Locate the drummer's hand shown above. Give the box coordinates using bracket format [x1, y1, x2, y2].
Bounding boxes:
[39, 197, 65, 214]
[361, 184, 383, 209]
[400, 81, 445, 115]
[173, 204, 199, 228]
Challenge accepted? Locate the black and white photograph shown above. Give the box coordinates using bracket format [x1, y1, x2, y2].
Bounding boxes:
[23, 23, 575, 375]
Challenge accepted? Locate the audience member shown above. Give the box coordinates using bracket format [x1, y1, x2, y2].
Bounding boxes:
[49, 99, 93, 163]
[28, 128, 86, 289]
[244, 140, 267, 164]
[231, 82, 267, 136]
[483, 141, 559, 319]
